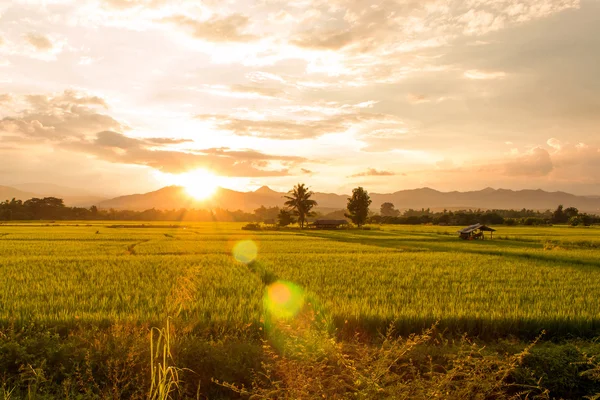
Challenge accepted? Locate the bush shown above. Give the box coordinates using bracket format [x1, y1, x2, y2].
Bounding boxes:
[569, 216, 581, 226]
[241, 223, 261, 231]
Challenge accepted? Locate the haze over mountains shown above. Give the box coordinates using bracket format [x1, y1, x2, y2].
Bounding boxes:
[96, 186, 600, 213]
[3, 183, 600, 213]
[0, 184, 106, 207]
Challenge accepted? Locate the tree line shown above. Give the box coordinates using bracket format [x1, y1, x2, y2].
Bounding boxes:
[0, 198, 256, 222]
[2, 187, 598, 227]
[266, 184, 600, 228]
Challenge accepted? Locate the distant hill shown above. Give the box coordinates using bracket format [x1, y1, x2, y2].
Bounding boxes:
[0, 186, 39, 202]
[370, 187, 600, 213]
[98, 186, 285, 211]
[98, 186, 600, 213]
[12, 182, 95, 197]
[0, 184, 106, 207]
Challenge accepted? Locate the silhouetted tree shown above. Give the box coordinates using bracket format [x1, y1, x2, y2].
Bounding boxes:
[284, 183, 317, 228]
[552, 205, 569, 224]
[254, 205, 280, 222]
[345, 187, 372, 227]
[581, 214, 593, 226]
[380, 202, 400, 217]
[564, 207, 579, 219]
[277, 209, 296, 227]
[569, 216, 581, 226]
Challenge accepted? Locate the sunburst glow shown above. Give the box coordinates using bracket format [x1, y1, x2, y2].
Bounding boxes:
[171, 169, 220, 200]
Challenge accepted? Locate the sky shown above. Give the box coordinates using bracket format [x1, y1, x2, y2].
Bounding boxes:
[0, 0, 599, 196]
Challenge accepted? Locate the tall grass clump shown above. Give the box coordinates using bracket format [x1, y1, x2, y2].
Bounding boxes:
[148, 319, 182, 400]
[215, 323, 553, 399]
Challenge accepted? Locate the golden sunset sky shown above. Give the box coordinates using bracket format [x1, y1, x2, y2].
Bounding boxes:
[1, 0, 599, 196]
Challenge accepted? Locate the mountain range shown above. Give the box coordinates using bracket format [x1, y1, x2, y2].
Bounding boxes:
[0, 184, 106, 207]
[3, 183, 600, 213]
[96, 185, 600, 213]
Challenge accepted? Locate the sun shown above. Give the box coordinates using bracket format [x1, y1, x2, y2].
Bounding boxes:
[174, 169, 220, 200]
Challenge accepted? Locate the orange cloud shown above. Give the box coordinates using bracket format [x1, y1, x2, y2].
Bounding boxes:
[162, 14, 257, 42]
[350, 168, 395, 177]
[197, 111, 404, 140]
[24, 33, 54, 51]
[503, 147, 554, 177]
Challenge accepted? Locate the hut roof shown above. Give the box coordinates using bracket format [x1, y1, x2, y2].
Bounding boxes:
[457, 223, 496, 234]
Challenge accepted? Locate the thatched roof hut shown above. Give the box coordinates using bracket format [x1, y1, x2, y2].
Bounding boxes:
[457, 223, 496, 240]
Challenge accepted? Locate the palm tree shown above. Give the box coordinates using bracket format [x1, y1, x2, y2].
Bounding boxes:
[284, 183, 318, 228]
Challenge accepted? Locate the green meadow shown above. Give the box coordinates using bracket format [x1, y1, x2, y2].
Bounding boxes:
[1, 222, 600, 398]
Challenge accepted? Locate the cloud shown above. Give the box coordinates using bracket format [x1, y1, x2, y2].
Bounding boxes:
[199, 147, 305, 163]
[101, 0, 168, 9]
[425, 138, 600, 189]
[291, 29, 356, 51]
[24, 32, 54, 51]
[197, 111, 404, 140]
[95, 132, 193, 148]
[503, 147, 554, 177]
[2, 0, 596, 194]
[289, 0, 578, 55]
[0, 91, 121, 140]
[435, 159, 454, 169]
[350, 168, 395, 177]
[547, 138, 563, 151]
[459, 9, 505, 36]
[95, 130, 140, 149]
[0, 94, 12, 103]
[28, 90, 109, 109]
[62, 131, 302, 176]
[0, 90, 309, 177]
[161, 14, 257, 42]
[190, 83, 284, 100]
[145, 137, 193, 145]
[301, 168, 313, 175]
[406, 93, 429, 104]
[464, 69, 507, 80]
[229, 84, 283, 98]
[544, 139, 600, 178]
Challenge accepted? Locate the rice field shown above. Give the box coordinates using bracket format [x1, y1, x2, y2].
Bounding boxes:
[1, 222, 599, 338]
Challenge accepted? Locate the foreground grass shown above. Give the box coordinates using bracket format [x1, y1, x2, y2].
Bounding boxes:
[1, 320, 600, 399]
[1, 222, 600, 398]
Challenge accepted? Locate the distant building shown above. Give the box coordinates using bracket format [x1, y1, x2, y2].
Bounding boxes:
[457, 223, 496, 240]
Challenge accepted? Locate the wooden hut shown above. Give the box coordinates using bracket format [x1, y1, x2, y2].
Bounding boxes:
[457, 223, 496, 240]
[311, 220, 348, 229]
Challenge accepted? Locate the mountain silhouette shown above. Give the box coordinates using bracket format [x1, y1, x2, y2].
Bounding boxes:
[96, 186, 600, 213]
[0, 186, 39, 202]
[0, 184, 106, 207]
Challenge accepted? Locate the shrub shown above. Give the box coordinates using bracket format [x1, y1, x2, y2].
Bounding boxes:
[241, 223, 261, 231]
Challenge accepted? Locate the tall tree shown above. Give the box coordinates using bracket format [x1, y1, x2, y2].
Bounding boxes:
[564, 207, 579, 219]
[277, 209, 296, 227]
[284, 183, 318, 228]
[380, 202, 400, 217]
[345, 187, 372, 227]
[254, 205, 280, 222]
[552, 205, 568, 224]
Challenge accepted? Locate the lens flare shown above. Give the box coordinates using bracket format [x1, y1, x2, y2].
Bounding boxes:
[232, 240, 258, 264]
[263, 281, 304, 320]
